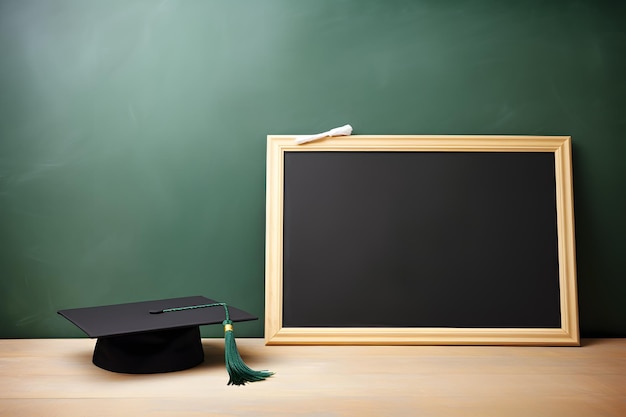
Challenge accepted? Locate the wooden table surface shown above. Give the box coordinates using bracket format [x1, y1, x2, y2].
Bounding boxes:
[0, 338, 624, 416]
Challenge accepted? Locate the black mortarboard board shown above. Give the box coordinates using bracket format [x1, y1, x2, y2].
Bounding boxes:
[58, 296, 273, 385]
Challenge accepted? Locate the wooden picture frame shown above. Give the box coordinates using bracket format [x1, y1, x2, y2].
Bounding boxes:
[265, 135, 578, 346]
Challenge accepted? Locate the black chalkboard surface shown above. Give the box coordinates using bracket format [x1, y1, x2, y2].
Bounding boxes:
[283, 151, 560, 328]
[265, 136, 579, 346]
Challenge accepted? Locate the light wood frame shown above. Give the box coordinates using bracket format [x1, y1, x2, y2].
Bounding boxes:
[265, 135, 579, 346]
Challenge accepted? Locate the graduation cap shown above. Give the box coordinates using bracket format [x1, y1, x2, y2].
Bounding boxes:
[58, 296, 273, 385]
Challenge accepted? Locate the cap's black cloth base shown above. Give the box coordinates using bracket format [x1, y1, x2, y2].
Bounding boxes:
[93, 326, 204, 374]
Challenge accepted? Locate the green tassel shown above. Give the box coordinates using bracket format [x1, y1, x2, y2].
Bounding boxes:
[223, 319, 274, 386]
[156, 301, 273, 385]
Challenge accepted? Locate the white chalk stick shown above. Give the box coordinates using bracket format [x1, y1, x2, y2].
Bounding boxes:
[295, 124, 353, 145]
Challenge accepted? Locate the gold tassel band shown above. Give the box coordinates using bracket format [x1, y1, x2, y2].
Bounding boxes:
[224, 323, 234, 332]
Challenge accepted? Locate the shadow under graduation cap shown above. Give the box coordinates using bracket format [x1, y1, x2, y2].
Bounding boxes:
[58, 295, 273, 385]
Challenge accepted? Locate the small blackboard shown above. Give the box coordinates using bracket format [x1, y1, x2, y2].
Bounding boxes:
[265, 136, 578, 346]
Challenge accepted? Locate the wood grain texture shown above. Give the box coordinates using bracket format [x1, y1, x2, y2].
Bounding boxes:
[1, 338, 623, 416]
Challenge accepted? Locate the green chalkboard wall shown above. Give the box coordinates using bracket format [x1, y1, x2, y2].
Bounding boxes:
[1, 0, 624, 338]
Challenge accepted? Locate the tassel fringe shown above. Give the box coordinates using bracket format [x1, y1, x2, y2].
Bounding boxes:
[223, 320, 274, 385]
